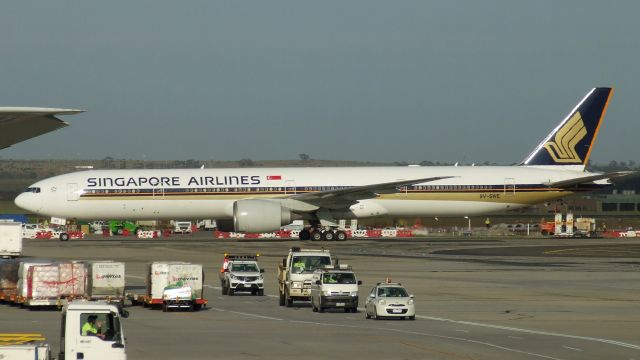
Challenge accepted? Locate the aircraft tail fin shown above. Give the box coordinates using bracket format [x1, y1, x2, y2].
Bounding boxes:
[521, 87, 613, 170]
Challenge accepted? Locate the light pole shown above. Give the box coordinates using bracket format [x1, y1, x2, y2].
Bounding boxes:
[464, 216, 471, 232]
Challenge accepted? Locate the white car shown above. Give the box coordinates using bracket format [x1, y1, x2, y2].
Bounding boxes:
[365, 283, 415, 320]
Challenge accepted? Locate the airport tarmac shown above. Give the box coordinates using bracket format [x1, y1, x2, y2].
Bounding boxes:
[3, 236, 640, 359]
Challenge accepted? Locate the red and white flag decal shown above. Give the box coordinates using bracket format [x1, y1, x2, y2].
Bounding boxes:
[267, 175, 282, 180]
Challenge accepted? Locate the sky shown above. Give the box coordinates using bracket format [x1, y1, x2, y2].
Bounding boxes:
[1, 1, 639, 164]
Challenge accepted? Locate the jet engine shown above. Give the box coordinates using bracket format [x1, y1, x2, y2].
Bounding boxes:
[233, 199, 293, 233]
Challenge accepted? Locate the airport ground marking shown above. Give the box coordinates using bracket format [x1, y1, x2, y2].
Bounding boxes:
[205, 306, 566, 360]
[288, 319, 564, 360]
[399, 340, 478, 360]
[562, 346, 583, 352]
[418, 315, 640, 350]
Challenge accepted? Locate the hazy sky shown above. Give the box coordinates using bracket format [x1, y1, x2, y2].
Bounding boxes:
[1, 1, 638, 164]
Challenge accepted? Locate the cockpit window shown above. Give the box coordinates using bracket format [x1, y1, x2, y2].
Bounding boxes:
[24, 187, 41, 193]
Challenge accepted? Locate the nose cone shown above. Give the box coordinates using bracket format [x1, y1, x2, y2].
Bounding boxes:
[15, 193, 37, 213]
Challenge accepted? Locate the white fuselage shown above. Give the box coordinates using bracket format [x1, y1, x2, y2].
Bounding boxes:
[15, 166, 602, 221]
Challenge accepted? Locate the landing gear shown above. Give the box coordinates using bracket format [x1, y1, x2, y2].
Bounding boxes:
[302, 226, 349, 241]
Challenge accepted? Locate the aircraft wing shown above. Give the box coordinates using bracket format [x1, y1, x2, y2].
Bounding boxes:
[549, 171, 635, 188]
[0, 107, 85, 149]
[287, 176, 454, 209]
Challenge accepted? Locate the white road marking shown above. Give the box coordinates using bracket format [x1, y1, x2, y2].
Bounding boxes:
[288, 319, 563, 360]
[455, 329, 469, 333]
[562, 346, 583, 352]
[509, 336, 523, 340]
[418, 315, 640, 351]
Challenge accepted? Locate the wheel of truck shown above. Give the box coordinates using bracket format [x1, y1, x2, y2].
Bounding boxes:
[258, 289, 264, 296]
[228, 288, 234, 296]
[343, 307, 349, 313]
[311, 231, 323, 241]
[116, 228, 124, 235]
[350, 307, 357, 313]
[188, 304, 194, 312]
[194, 304, 202, 311]
[409, 315, 415, 320]
[162, 303, 168, 312]
[324, 230, 335, 241]
[279, 291, 285, 306]
[59, 233, 69, 241]
[335, 230, 347, 241]
[299, 229, 310, 240]
[221, 284, 228, 295]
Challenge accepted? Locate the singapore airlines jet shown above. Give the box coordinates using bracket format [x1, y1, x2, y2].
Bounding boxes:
[15, 88, 630, 240]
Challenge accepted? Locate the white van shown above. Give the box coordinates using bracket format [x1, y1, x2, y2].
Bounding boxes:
[310, 265, 361, 313]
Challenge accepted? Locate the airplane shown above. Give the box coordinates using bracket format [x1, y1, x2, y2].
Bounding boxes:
[0, 107, 84, 149]
[15, 87, 631, 240]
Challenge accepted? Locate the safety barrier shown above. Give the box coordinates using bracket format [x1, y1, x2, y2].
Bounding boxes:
[211, 229, 414, 239]
[136, 230, 159, 239]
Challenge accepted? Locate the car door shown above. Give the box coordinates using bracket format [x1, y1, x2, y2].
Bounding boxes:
[365, 287, 377, 314]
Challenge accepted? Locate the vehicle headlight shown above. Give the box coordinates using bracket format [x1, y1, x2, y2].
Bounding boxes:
[408, 299, 414, 305]
[230, 274, 238, 280]
[323, 291, 332, 296]
[291, 281, 302, 289]
[350, 291, 358, 297]
[258, 274, 264, 280]
[378, 299, 386, 305]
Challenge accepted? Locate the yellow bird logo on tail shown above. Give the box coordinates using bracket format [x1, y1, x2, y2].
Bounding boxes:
[543, 112, 587, 163]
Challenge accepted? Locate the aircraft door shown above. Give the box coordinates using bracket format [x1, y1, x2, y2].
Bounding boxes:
[395, 179, 408, 197]
[152, 184, 164, 199]
[284, 180, 296, 195]
[503, 178, 515, 197]
[67, 183, 80, 201]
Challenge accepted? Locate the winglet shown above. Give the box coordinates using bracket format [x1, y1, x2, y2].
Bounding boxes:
[521, 88, 613, 169]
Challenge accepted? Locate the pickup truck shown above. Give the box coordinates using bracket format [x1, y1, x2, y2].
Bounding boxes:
[219, 254, 264, 296]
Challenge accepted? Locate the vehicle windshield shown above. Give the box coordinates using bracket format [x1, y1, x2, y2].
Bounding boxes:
[377, 287, 409, 297]
[230, 263, 259, 272]
[291, 256, 331, 273]
[323, 272, 356, 284]
[24, 187, 41, 193]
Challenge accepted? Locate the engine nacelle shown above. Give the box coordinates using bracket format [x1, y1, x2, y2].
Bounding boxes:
[233, 199, 292, 233]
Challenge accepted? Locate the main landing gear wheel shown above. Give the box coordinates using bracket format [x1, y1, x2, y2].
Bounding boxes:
[311, 231, 323, 241]
[323, 230, 335, 241]
[299, 229, 311, 240]
[335, 230, 347, 241]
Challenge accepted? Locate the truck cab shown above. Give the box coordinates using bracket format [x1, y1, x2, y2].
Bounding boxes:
[278, 248, 332, 307]
[310, 265, 361, 313]
[59, 301, 127, 360]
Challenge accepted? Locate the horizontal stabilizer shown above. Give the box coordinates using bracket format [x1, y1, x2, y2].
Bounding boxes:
[549, 171, 635, 188]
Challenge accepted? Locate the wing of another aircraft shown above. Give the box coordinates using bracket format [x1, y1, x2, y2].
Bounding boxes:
[287, 176, 454, 209]
[0, 107, 84, 149]
[549, 171, 635, 188]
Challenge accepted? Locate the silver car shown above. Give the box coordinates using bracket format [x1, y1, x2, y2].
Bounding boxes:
[365, 283, 415, 320]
